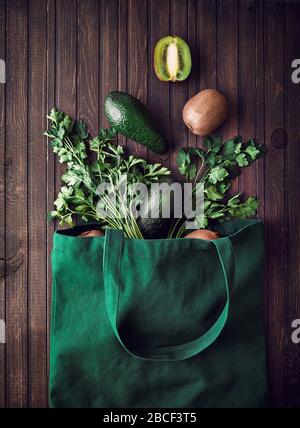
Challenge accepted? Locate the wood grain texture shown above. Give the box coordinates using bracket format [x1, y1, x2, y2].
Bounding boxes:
[187, 0, 197, 151]
[55, 0, 77, 198]
[0, 0, 6, 409]
[127, 0, 148, 158]
[117, 0, 128, 149]
[46, 0, 56, 407]
[27, 0, 48, 408]
[78, 0, 100, 136]
[217, 0, 238, 136]
[217, 0, 239, 195]
[238, 0, 257, 198]
[285, 1, 300, 408]
[148, 0, 169, 166]
[196, 0, 217, 163]
[197, 0, 217, 92]
[99, 0, 118, 128]
[255, 0, 266, 224]
[0, 0, 300, 408]
[169, 0, 188, 178]
[5, 0, 28, 408]
[264, 0, 286, 407]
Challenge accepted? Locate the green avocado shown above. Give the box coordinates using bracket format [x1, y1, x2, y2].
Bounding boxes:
[137, 177, 177, 239]
[104, 91, 168, 154]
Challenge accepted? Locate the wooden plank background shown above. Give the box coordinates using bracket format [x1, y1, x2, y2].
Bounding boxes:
[0, 0, 300, 408]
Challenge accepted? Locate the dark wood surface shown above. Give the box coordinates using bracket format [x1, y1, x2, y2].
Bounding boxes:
[0, 0, 300, 408]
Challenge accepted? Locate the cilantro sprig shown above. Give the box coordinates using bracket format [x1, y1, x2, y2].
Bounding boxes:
[45, 108, 170, 238]
[169, 136, 266, 237]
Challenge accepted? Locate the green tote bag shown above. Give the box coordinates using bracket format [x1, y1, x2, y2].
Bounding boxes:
[50, 219, 268, 408]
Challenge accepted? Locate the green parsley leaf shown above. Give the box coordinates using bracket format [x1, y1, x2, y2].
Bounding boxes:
[236, 153, 249, 167]
[245, 145, 260, 160]
[205, 186, 224, 201]
[208, 166, 229, 184]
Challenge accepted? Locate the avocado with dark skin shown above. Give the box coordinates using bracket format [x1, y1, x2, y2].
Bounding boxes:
[137, 177, 177, 239]
[104, 91, 168, 154]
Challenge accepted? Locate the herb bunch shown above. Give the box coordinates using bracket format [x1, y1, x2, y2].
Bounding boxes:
[45, 108, 170, 238]
[169, 136, 266, 238]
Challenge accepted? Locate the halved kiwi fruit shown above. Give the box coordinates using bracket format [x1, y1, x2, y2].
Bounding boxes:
[154, 35, 192, 82]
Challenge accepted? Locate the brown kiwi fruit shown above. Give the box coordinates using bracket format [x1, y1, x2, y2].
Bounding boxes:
[184, 229, 219, 240]
[80, 230, 104, 238]
[183, 89, 228, 136]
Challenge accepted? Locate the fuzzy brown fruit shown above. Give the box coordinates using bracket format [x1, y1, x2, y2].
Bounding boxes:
[184, 229, 219, 240]
[80, 230, 104, 238]
[182, 89, 228, 136]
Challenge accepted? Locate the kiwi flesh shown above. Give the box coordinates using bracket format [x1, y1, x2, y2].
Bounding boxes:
[154, 35, 192, 82]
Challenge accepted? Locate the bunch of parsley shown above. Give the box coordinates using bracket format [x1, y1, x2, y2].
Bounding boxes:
[169, 136, 266, 238]
[44, 108, 170, 238]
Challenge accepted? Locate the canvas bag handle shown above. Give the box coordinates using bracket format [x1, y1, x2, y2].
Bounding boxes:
[103, 228, 234, 361]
